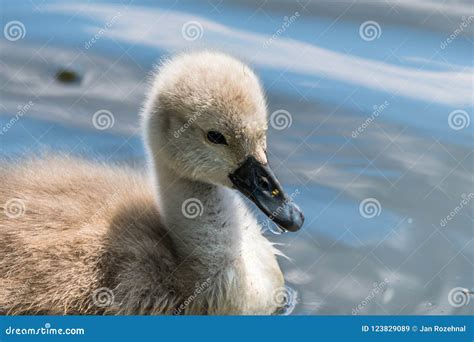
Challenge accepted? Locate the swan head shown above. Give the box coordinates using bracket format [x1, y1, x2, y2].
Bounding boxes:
[143, 51, 304, 232]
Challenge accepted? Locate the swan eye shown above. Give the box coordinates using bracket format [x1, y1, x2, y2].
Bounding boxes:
[207, 131, 228, 145]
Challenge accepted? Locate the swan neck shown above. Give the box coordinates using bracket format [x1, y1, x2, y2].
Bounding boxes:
[153, 162, 243, 277]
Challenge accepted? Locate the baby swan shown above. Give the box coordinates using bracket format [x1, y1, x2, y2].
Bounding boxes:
[0, 51, 304, 315]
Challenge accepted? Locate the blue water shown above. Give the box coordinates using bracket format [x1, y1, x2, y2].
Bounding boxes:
[1, 0, 472, 315]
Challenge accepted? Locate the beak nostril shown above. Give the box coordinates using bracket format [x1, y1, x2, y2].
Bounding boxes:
[258, 176, 271, 192]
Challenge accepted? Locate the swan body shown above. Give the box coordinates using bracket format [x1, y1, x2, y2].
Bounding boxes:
[0, 51, 303, 315]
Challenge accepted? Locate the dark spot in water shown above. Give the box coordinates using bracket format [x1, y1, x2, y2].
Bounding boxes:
[55, 68, 81, 84]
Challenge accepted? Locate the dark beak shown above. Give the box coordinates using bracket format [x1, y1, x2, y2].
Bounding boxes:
[229, 156, 304, 232]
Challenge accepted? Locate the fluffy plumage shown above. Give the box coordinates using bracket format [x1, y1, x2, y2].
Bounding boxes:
[0, 51, 285, 315]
